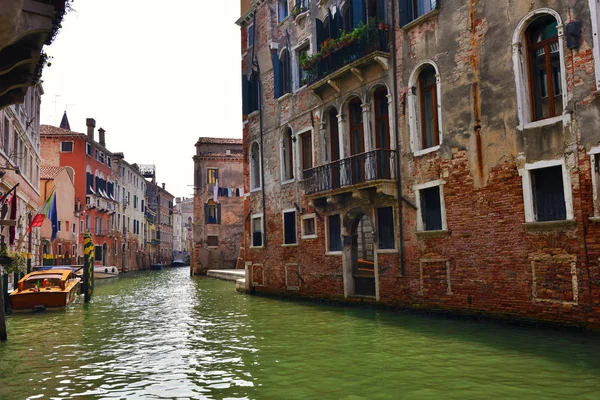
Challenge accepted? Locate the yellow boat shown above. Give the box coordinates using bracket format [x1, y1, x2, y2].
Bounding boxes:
[10, 268, 81, 312]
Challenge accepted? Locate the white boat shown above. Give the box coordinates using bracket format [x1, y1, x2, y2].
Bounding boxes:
[93, 265, 119, 279]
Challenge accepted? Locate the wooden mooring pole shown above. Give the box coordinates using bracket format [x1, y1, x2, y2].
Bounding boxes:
[83, 234, 94, 303]
[0, 266, 7, 341]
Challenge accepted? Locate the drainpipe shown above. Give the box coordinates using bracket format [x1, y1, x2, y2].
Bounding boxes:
[391, 0, 405, 276]
[252, 10, 267, 248]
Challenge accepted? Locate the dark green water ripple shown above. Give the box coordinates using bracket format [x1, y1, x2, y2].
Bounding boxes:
[1, 268, 599, 399]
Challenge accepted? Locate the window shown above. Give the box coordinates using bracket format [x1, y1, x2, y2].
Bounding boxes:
[527, 17, 563, 121]
[247, 23, 255, 48]
[273, 49, 292, 98]
[250, 142, 261, 190]
[278, 0, 288, 22]
[408, 62, 442, 154]
[252, 214, 264, 247]
[299, 131, 312, 179]
[2, 116, 9, 154]
[60, 141, 73, 152]
[86, 142, 92, 156]
[414, 180, 447, 232]
[377, 207, 395, 249]
[205, 201, 221, 224]
[297, 43, 310, 88]
[513, 11, 566, 128]
[134, 195, 138, 209]
[73, 245, 77, 257]
[283, 210, 297, 245]
[57, 221, 62, 232]
[328, 214, 342, 252]
[207, 168, 219, 185]
[301, 214, 317, 239]
[242, 72, 259, 115]
[107, 157, 112, 167]
[80, 220, 84, 233]
[206, 235, 219, 247]
[399, 0, 438, 26]
[58, 244, 62, 255]
[521, 160, 573, 223]
[72, 222, 76, 233]
[281, 128, 294, 182]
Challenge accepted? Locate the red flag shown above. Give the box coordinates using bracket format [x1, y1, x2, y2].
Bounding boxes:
[8, 192, 17, 245]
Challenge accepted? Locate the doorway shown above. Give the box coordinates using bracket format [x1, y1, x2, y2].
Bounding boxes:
[344, 210, 377, 297]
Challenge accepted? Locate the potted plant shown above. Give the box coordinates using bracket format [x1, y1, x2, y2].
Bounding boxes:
[0, 248, 25, 275]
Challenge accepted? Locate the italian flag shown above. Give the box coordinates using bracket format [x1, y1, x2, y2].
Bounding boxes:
[28, 191, 58, 240]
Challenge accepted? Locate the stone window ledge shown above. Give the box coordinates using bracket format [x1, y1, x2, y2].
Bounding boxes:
[277, 92, 292, 102]
[590, 216, 600, 222]
[416, 229, 450, 238]
[524, 219, 577, 231]
[401, 9, 440, 32]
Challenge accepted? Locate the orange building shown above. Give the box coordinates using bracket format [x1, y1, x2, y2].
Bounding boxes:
[40, 117, 117, 265]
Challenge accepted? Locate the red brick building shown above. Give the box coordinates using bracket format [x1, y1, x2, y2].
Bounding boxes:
[41, 118, 118, 265]
[237, 0, 600, 329]
[192, 138, 243, 274]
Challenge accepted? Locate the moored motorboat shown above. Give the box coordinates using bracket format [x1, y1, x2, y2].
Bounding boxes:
[10, 269, 81, 312]
[171, 259, 186, 267]
[92, 265, 119, 279]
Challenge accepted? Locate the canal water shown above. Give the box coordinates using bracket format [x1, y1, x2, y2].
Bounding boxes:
[1, 268, 599, 399]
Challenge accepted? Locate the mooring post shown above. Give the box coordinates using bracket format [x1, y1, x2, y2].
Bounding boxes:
[83, 233, 94, 302]
[0, 266, 7, 341]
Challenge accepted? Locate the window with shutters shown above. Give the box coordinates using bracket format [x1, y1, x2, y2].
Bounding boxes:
[399, 0, 438, 27]
[414, 180, 447, 232]
[251, 214, 264, 247]
[207, 168, 218, 185]
[280, 127, 295, 183]
[278, 0, 289, 23]
[283, 209, 297, 245]
[512, 10, 566, 129]
[327, 214, 342, 253]
[206, 235, 219, 247]
[242, 72, 259, 115]
[205, 200, 221, 224]
[272, 48, 292, 98]
[520, 160, 573, 223]
[299, 130, 312, 179]
[60, 141, 73, 152]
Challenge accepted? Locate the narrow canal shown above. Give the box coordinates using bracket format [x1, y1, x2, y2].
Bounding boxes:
[1, 268, 599, 399]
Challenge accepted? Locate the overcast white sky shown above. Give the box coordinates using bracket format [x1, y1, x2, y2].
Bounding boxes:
[40, 0, 242, 199]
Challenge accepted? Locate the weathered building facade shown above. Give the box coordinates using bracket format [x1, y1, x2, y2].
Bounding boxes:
[238, 0, 600, 329]
[192, 138, 243, 274]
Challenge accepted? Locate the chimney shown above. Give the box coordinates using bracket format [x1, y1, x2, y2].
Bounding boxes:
[86, 118, 96, 141]
[98, 128, 106, 147]
[162, 183, 165, 190]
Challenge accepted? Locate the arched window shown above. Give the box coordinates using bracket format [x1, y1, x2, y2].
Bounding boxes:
[281, 127, 294, 182]
[373, 87, 390, 150]
[250, 142, 261, 190]
[526, 16, 563, 121]
[273, 49, 292, 98]
[329, 108, 341, 189]
[408, 62, 442, 154]
[348, 97, 365, 183]
[512, 10, 566, 128]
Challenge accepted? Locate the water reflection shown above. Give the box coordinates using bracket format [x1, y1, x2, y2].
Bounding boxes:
[1, 268, 599, 399]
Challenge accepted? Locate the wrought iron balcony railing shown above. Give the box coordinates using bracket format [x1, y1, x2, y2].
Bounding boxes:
[302, 22, 390, 87]
[304, 149, 396, 195]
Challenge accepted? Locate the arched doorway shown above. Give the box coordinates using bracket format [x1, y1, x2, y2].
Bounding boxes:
[343, 210, 377, 297]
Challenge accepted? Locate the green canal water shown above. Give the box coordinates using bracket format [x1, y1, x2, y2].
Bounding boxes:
[1, 268, 600, 399]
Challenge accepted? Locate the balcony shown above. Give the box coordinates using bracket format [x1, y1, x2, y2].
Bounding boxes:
[304, 149, 397, 197]
[302, 21, 390, 93]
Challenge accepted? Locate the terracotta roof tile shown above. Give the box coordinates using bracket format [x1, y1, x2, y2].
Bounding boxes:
[195, 137, 242, 146]
[40, 124, 84, 137]
[40, 166, 63, 179]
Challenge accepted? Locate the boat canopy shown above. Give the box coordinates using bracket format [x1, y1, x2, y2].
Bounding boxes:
[25, 274, 64, 281]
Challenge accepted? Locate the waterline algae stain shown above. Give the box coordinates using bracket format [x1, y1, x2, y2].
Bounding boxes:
[1, 268, 599, 399]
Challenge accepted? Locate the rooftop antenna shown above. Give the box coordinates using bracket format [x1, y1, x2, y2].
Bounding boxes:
[53, 94, 61, 125]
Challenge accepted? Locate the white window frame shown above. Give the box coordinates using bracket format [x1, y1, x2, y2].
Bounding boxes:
[407, 60, 443, 156]
[250, 141, 262, 192]
[280, 127, 296, 185]
[60, 141, 74, 152]
[277, 0, 289, 23]
[301, 213, 317, 239]
[293, 39, 311, 91]
[282, 208, 298, 246]
[325, 213, 343, 256]
[295, 127, 314, 180]
[519, 158, 574, 223]
[589, 0, 600, 91]
[251, 213, 264, 248]
[413, 179, 447, 232]
[589, 146, 600, 218]
[376, 206, 397, 253]
[512, 8, 569, 130]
